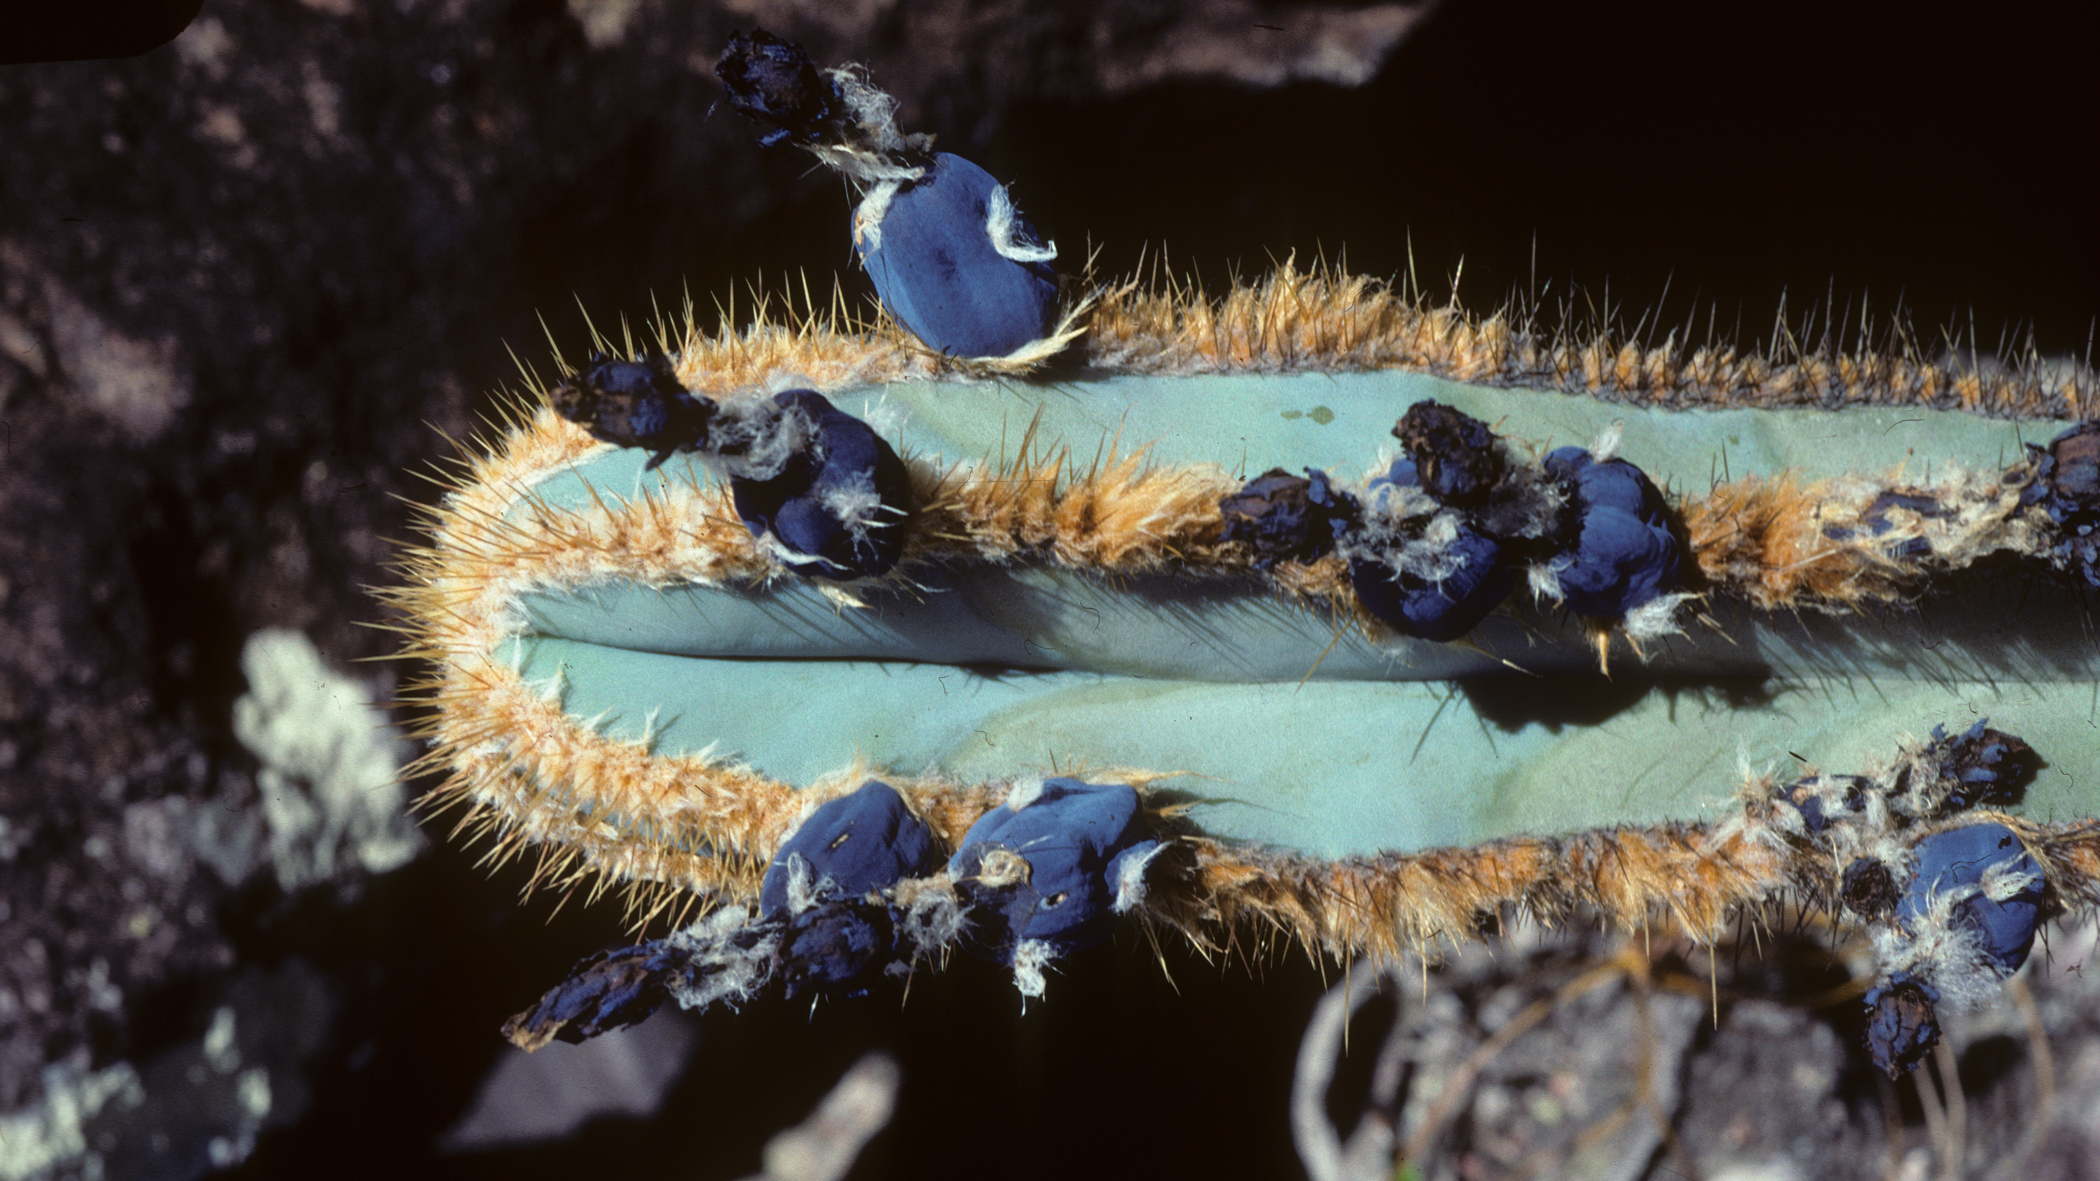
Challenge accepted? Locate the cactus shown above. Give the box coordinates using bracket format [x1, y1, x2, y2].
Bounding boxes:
[390, 254, 2100, 1065]
[386, 30, 2100, 1078]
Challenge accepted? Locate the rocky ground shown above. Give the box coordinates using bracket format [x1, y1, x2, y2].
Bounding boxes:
[1, 1, 2097, 1178]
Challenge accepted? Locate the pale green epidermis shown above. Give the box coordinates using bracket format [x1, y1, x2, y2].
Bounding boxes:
[508, 372, 2098, 855]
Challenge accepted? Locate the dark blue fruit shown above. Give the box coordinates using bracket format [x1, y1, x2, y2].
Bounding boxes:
[730, 389, 914, 580]
[947, 778, 1157, 962]
[1218, 467, 1350, 568]
[759, 778, 941, 919]
[777, 897, 895, 999]
[549, 354, 715, 471]
[1348, 459, 1517, 641]
[1393, 401, 1504, 508]
[1863, 973, 1941, 1078]
[501, 941, 685, 1048]
[2022, 421, 2100, 587]
[1898, 823, 2045, 976]
[714, 29, 842, 149]
[857, 153, 1060, 359]
[1543, 446, 1683, 617]
[1923, 719, 2034, 812]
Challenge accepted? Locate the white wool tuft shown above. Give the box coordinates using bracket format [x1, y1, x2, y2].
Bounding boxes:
[985, 185, 1057, 264]
[1010, 939, 1056, 999]
[1112, 842, 1167, 914]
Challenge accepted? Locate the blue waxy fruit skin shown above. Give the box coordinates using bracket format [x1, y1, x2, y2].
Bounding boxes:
[759, 779, 941, 919]
[730, 389, 913, 580]
[1899, 823, 2046, 975]
[1542, 446, 1683, 617]
[947, 778, 1157, 961]
[857, 153, 1059, 359]
[1348, 459, 1517, 642]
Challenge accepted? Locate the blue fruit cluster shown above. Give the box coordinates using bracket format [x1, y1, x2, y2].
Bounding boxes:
[1922, 718, 2034, 813]
[1898, 823, 2045, 977]
[717, 31, 1065, 360]
[1217, 468, 1350, 569]
[2021, 421, 2100, 587]
[505, 776, 1168, 1040]
[1347, 458, 1518, 642]
[858, 153, 1061, 359]
[1863, 823, 2047, 1077]
[729, 389, 914, 580]
[1542, 446, 1683, 617]
[1217, 402, 1687, 639]
[948, 778, 1159, 963]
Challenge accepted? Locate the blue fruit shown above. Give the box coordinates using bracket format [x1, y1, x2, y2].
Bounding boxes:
[856, 153, 1060, 359]
[714, 29, 843, 149]
[2021, 422, 2100, 587]
[501, 941, 684, 1047]
[1898, 823, 2045, 975]
[1393, 401, 1504, 507]
[947, 778, 1157, 961]
[729, 390, 914, 579]
[1780, 775, 1868, 833]
[1863, 973, 1941, 1078]
[1347, 459, 1517, 642]
[777, 897, 895, 999]
[549, 354, 715, 471]
[1542, 446, 1683, 617]
[1923, 719, 2034, 812]
[759, 778, 940, 919]
[1218, 467, 1350, 569]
